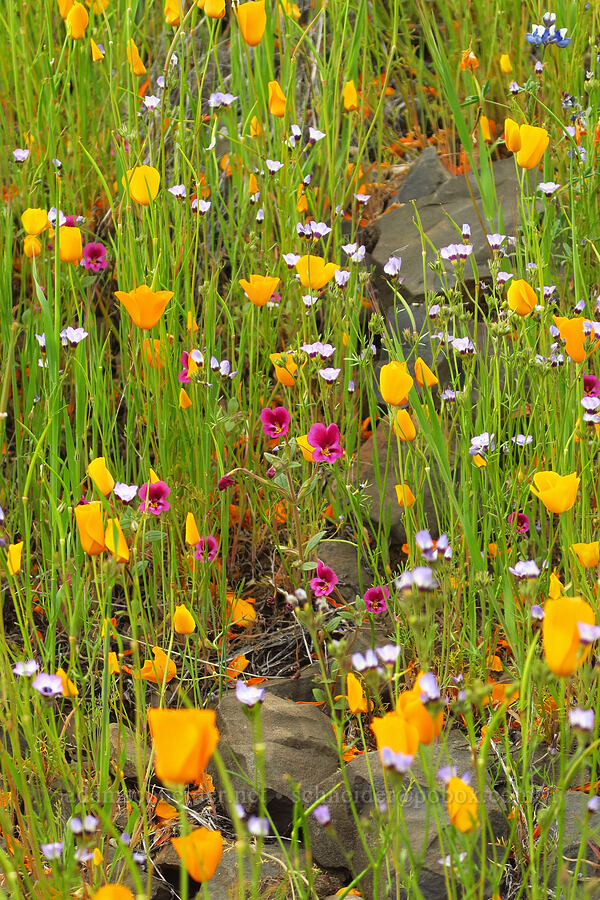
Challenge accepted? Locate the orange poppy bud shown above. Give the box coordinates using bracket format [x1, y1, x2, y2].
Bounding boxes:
[171, 827, 223, 882]
[105, 518, 129, 563]
[21, 208, 49, 235]
[90, 39, 105, 61]
[393, 409, 416, 441]
[114, 284, 173, 329]
[204, 0, 226, 17]
[268, 80, 287, 117]
[571, 541, 600, 568]
[164, 0, 182, 25]
[447, 776, 479, 832]
[342, 80, 359, 111]
[106, 652, 120, 675]
[379, 361, 413, 406]
[249, 115, 262, 137]
[174, 604, 196, 634]
[56, 666, 78, 698]
[179, 388, 192, 409]
[66, 2, 88, 38]
[92, 887, 134, 900]
[295, 254, 338, 290]
[7, 542, 23, 575]
[122, 165, 160, 205]
[543, 595, 595, 676]
[346, 672, 370, 714]
[147, 708, 219, 783]
[516, 124, 549, 170]
[139, 647, 177, 683]
[530, 471, 579, 514]
[185, 512, 202, 545]
[58, 226, 83, 263]
[126, 39, 146, 77]
[507, 279, 537, 316]
[74, 502, 106, 556]
[239, 274, 280, 307]
[503, 117, 521, 153]
[371, 710, 419, 758]
[24, 236, 42, 258]
[395, 484, 416, 508]
[414, 356, 438, 387]
[57, 0, 74, 17]
[234, 1, 266, 46]
[88, 456, 115, 496]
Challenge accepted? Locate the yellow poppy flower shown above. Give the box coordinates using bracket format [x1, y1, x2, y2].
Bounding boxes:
[7, 542, 23, 576]
[114, 284, 173, 330]
[66, 2, 88, 38]
[516, 124, 549, 170]
[122, 165, 160, 205]
[380, 361, 413, 407]
[21, 208, 48, 236]
[105, 518, 129, 563]
[173, 604, 196, 635]
[543, 595, 595, 676]
[139, 647, 177, 683]
[393, 409, 416, 441]
[530, 471, 579, 514]
[147, 708, 219, 784]
[503, 117, 521, 153]
[239, 274, 280, 307]
[342, 80, 359, 111]
[88, 456, 115, 496]
[171, 827, 223, 882]
[395, 484, 416, 508]
[371, 710, 419, 757]
[507, 279, 537, 316]
[126, 39, 146, 76]
[414, 356, 438, 387]
[58, 226, 83, 263]
[295, 254, 338, 290]
[447, 776, 479, 832]
[234, 0, 266, 46]
[571, 541, 600, 568]
[74, 502, 105, 556]
[56, 667, 79, 698]
[268, 80, 287, 117]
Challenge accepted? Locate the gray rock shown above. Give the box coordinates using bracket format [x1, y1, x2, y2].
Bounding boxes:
[309, 732, 507, 900]
[318, 538, 373, 602]
[545, 792, 600, 895]
[109, 721, 151, 781]
[209, 693, 339, 835]
[371, 155, 528, 299]
[393, 146, 450, 206]
[263, 664, 321, 703]
[356, 422, 443, 542]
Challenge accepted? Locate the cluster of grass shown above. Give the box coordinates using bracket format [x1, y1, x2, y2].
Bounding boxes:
[1, 0, 600, 897]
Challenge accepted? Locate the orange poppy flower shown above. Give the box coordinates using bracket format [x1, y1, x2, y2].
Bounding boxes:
[147, 708, 219, 784]
[171, 827, 223, 882]
[139, 647, 177, 683]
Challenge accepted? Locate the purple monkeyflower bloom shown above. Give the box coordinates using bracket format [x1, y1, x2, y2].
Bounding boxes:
[334, 269, 350, 288]
[436, 766, 457, 785]
[538, 181, 560, 197]
[13, 659, 39, 677]
[266, 159, 284, 174]
[509, 560, 540, 579]
[208, 92, 237, 108]
[511, 434, 533, 448]
[381, 747, 413, 774]
[486, 233, 506, 251]
[318, 367, 341, 383]
[13, 148, 29, 162]
[578, 622, 600, 645]
[462, 224, 471, 241]
[363, 585, 390, 614]
[218, 474, 235, 491]
[376, 644, 402, 665]
[415, 529, 434, 552]
[531, 604, 545, 621]
[440, 244, 460, 262]
[194, 535, 219, 562]
[469, 432, 495, 458]
[419, 672, 440, 704]
[308, 127, 326, 144]
[351, 649, 379, 672]
[588, 796, 600, 814]
[114, 482, 138, 503]
[507, 512, 530, 534]
[60, 327, 88, 347]
[282, 252, 301, 268]
[81, 242, 108, 272]
[40, 842, 64, 860]
[313, 804, 331, 826]
[247, 815, 269, 837]
[440, 389, 456, 402]
[450, 336, 474, 354]
[69, 817, 83, 835]
[584, 374, 600, 397]
[260, 406, 291, 439]
[168, 183, 186, 198]
[138, 480, 171, 515]
[191, 198, 211, 214]
[32, 673, 63, 697]
[235, 680, 265, 707]
[307, 423, 343, 463]
[310, 560, 338, 597]
[569, 708, 595, 732]
[383, 256, 402, 278]
[395, 567, 439, 593]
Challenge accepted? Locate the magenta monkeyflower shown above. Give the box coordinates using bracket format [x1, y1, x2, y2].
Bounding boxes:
[138, 480, 171, 515]
[81, 242, 108, 272]
[507, 511, 530, 534]
[260, 406, 291, 439]
[584, 374, 600, 397]
[310, 560, 338, 597]
[307, 423, 343, 463]
[218, 474, 235, 491]
[194, 535, 219, 562]
[364, 585, 390, 614]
